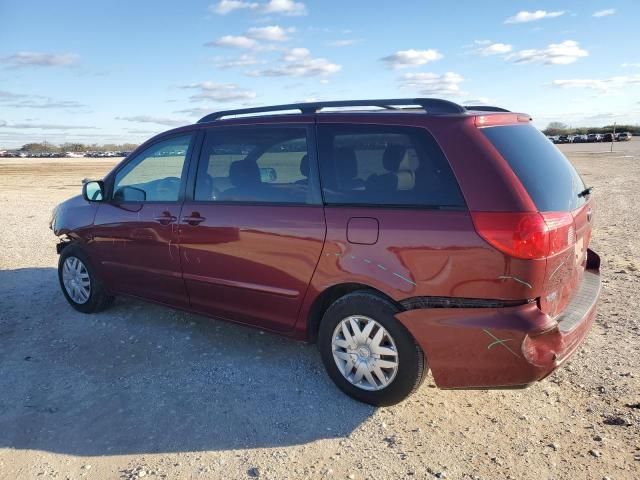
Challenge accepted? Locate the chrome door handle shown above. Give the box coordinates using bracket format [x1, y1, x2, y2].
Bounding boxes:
[154, 212, 177, 225]
[182, 214, 205, 226]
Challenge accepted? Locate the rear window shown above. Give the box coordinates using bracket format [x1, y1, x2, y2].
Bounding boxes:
[317, 124, 465, 208]
[482, 124, 586, 212]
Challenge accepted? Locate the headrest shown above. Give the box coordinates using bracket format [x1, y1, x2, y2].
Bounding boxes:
[395, 169, 415, 191]
[383, 145, 407, 172]
[299, 154, 309, 177]
[334, 147, 358, 179]
[229, 160, 260, 188]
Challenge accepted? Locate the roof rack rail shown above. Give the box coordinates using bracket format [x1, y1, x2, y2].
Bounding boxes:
[464, 105, 511, 113]
[197, 98, 466, 123]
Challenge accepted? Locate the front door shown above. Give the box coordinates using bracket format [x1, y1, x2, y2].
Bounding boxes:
[89, 133, 196, 307]
[179, 124, 326, 332]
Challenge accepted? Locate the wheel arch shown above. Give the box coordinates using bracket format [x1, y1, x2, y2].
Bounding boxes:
[305, 282, 403, 343]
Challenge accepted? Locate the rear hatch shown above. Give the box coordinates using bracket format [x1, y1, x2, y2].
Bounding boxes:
[478, 121, 593, 318]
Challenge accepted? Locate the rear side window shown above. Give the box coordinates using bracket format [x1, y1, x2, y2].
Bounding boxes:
[482, 124, 586, 212]
[317, 124, 465, 208]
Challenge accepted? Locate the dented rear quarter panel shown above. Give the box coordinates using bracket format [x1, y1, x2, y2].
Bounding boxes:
[293, 206, 548, 338]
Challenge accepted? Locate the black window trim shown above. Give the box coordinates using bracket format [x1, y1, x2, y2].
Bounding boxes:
[314, 122, 468, 210]
[107, 130, 200, 205]
[186, 123, 322, 206]
[321, 203, 467, 211]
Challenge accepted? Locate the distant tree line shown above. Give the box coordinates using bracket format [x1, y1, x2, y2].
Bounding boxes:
[543, 122, 640, 136]
[15, 142, 139, 153]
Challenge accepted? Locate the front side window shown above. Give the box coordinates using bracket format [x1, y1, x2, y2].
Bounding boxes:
[194, 126, 314, 204]
[113, 134, 193, 202]
[317, 124, 465, 207]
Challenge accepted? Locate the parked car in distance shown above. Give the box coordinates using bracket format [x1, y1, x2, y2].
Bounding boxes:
[572, 135, 588, 143]
[616, 132, 632, 141]
[587, 133, 599, 143]
[557, 134, 571, 144]
[50, 98, 600, 406]
[602, 133, 614, 142]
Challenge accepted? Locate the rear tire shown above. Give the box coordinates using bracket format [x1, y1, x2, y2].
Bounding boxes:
[318, 291, 426, 406]
[58, 244, 114, 314]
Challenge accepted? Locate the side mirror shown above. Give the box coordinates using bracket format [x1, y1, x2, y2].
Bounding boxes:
[260, 167, 277, 183]
[113, 185, 147, 203]
[82, 180, 105, 202]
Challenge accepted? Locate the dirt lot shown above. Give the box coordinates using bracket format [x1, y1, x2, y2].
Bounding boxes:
[0, 141, 639, 480]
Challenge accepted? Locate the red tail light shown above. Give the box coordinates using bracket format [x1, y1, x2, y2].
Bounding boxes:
[471, 212, 575, 259]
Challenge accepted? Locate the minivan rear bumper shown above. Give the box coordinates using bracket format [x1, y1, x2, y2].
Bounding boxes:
[395, 249, 601, 389]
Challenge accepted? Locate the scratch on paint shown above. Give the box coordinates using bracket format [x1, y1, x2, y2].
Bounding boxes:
[549, 258, 567, 280]
[498, 275, 532, 289]
[329, 251, 416, 288]
[392, 272, 417, 287]
[482, 329, 521, 358]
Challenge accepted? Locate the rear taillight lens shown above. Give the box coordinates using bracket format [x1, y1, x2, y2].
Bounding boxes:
[471, 212, 575, 259]
[543, 212, 575, 256]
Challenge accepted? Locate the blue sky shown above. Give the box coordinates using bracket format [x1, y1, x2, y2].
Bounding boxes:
[1, 0, 639, 148]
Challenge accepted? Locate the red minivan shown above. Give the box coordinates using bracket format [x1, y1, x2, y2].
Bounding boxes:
[51, 99, 600, 406]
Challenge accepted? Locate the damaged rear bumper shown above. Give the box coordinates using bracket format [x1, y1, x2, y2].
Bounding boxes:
[395, 249, 601, 389]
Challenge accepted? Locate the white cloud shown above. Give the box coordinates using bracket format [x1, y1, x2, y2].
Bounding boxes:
[247, 25, 293, 41]
[0, 121, 96, 130]
[508, 40, 588, 65]
[463, 97, 492, 105]
[551, 75, 640, 93]
[0, 90, 86, 109]
[206, 25, 293, 50]
[593, 9, 616, 17]
[505, 10, 565, 24]
[622, 62, 640, 68]
[174, 106, 221, 118]
[381, 49, 443, 69]
[0, 51, 79, 68]
[207, 35, 258, 49]
[180, 82, 257, 102]
[210, 0, 258, 14]
[328, 39, 358, 47]
[474, 40, 512, 56]
[263, 0, 306, 16]
[6, 99, 85, 109]
[0, 90, 28, 100]
[210, 0, 306, 16]
[116, 116, 186, 127]
[248, 48, 340, 77]
[214, 54, 260, 68]
[400, 72, 465, 97]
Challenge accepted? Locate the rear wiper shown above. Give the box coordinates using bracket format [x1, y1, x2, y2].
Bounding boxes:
[578, 186, 594, 198]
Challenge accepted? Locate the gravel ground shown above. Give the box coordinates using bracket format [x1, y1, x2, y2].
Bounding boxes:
[0, 141, 639, 480]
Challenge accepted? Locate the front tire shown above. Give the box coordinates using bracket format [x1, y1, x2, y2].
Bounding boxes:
[58, 245, 114, 313]
[318, 291, 426, 406]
